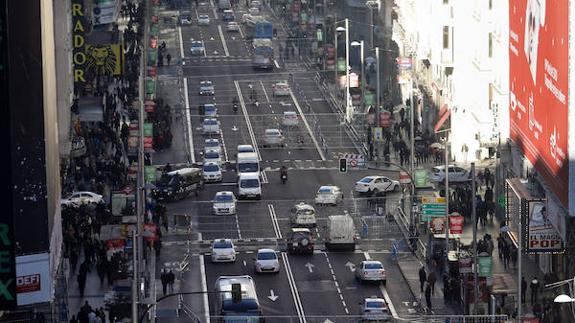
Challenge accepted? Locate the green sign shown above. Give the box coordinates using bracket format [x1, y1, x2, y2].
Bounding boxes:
[146, 79, 155, 95]
[364, 92, 375, 105]
[144, 123, 154, 136]
[337, 58, 347, 72]
[497, 194, 506, 208]
[316, 29, 323, 42]
[415, 169, 427, 187]
[150, 25, 159, 36]
[300, 13, 308, 23]
[148, 50, 157, 65]
[478, 256, 493, 277]
[145, 166, 157, 184]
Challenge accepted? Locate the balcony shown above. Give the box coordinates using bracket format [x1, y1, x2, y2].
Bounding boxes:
[441, 48, 453, 65]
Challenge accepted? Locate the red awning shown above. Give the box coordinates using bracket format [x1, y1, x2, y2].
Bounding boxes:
[438, 104, 448, 117]
[434, 108, 451, 133]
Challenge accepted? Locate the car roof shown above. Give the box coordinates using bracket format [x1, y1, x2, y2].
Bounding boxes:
[224, 9, 233, 13]
[203, 118, 218, 122]
[265, 128, 281, 133]
[239, 172, 259, 179]
[201, 80, 212, 83]
[205, 138, 219, 143]
[362, 260, 384, 265]
[257, 248, 276, 253]
[291, 228, 311, 233]
[214, 238, 232, 243]
[200, 14, 209, 17]
[319, 185, 336, 190]
[204, 149, 220, 155]
[203, 162, 219, 167]
[284, 111, 297, 116]
[167, 168, 201, 176]
[191, 41, 203, 46]
[215, 191, 233, 196]
[275, 82, 288, 86]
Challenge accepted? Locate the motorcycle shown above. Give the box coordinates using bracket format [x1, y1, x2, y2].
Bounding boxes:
[281, 173, 287, 184]
[233, 103, 238, 113]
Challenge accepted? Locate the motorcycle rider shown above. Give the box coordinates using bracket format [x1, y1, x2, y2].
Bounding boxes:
[232, 97, 239, 113]
[280, 165, 288, 183]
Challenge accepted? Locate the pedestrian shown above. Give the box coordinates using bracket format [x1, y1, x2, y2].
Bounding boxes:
[166, 53, 172, 66]
[97, 307, 106, 323]
[521, 277, 527, 303]
[497, 235, 505, 260]
[424, 282, 432, 311]
[168, 270, 175, 293]
[97, 258, 106, 285]
[427, 270, 437, 296]
[511, 247, 518, 268]
[161, 269, 168, 295]
[531, 277, 540, 305]
[419, 266, 427, 293]
[443, 276, 450, 304]
[502, 243, 510, 269]
[77, 272, 87, 298]
[70, 315, 78, 323]
[484, 168, 492, 188]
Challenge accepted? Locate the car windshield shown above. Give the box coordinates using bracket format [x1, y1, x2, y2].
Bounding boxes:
[318, 187, 332, 194]
[205, 107, 216, 113]
[366, 301, 385, 309]
[291, 231, 310, 240]
[204, 120, 217, 125]
[240, 179, 259, 188]
[205, 141, 218, 147]
[257, 252, 276, 260]
[432, 168, 442, 174]
[203, 165, 219, 172]
[201, 81, 212, 86]
[296, 207, 314, 215]
[365, 262, 383, 269]
[200, 15, 208, 19]
[238, 147, 254, 153]
[360, 177, 374, 183]
[215, 194, 233, 202]
[238, 163, 258, 172]
[213, 240, 232, 248]
[192, 42, 202, 48]
[205, 152, 219, 159]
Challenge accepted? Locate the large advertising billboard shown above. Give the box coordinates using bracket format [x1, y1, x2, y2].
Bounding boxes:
[509, 0, 569, 207]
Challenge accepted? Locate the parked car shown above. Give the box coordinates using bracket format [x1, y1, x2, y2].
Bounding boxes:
[290, 202, 317, 227]
[286, 228, 314, 254]
[362, 298, 391, 321]
[282, 111, 299, 126]
[429, 165, 471, 183]
[202, 162, 222, 183]
[198, 14, 210, 26]
[213, 191, 237, 215]
[254, 249, 280, 273]
[226, 21, 240, 32]
[315, 185, 343, 206]
[190, 41, 205, 56]
[199, 80, 215, 96]
[204, 138, 222, 155]
[272, 82, 290, 96]
[211, 239, 236, 262]
[61, 191, 103, 206]
[263, 129, 285, 147]
[355, 260, 387, 285]
[202, 118, 221, 135]
[354, 176, 400, 195]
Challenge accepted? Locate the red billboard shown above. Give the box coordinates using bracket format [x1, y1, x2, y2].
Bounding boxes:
[509, 0, 569, 207]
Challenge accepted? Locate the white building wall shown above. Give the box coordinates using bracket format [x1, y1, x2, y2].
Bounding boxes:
[54, 0, 73, 158]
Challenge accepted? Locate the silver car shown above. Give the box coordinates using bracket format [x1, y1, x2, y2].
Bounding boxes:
[190, 41, 205, 56]
[263, 129, 285, 147]
[198, 14, 210, 26]
[355, 260, 387, 285]
[211, 239, 236, 262]
[204, 138, 222, 155]
[254, 249, 280, 273]
[202, 118, 220, 135]
[213, 191, 237, 215]
[362, 298, 391, 321]
[199, 80, 215, 96]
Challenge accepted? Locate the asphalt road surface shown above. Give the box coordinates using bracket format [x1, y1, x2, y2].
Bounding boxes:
[154, 2, 417, 322]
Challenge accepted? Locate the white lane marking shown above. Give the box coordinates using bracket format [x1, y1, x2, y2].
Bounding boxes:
[289, 89, 326, 160]
[202, 40, 207, 57]
[282, 252, 306, 323]
[363, 251, 399, 318]
[178, 26, 185, 59]
[199, 255, 210, 323]
[183, 78, 195, 164]
[210, 0, 218, 19]
[218, 25, 230, 56]
[243, 260, 247, 266]
[267, 204, 282, 239]
[261, 169, 268, 184]
[260, 80, 270, 103]
[323, 253, 349, 314]
[234, 212, 242, 239]
[219, 130, 229, 162]
[274, 59, 280, 69]
[195, 8, 199, 20]
[234, 81, 262, 160]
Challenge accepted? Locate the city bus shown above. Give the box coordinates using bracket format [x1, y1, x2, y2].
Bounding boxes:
[252, 39, 274, 69]
[245, 17, 272, 40]
[214, 275, 263, 322]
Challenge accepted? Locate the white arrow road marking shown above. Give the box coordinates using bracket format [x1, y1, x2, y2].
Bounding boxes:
[268, 289, 279, 301]
[345, 261, 356, 272]
[305, 262, 315, 273]
[324, 319, 334, 323]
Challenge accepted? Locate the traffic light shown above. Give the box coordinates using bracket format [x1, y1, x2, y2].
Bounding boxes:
[339, 158, 347, 173]
[231, 283, 242, 303]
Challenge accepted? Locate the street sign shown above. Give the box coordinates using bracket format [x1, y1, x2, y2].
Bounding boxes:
[421, 196, 447, 221]
[414, 169, 428, 187]
[396, 57, 412, 70]
[372, 127, 383, 142]
[478, 255, 493, 277]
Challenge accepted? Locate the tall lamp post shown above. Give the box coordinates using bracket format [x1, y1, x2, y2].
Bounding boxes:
[333, 19, 351, 123]
[351, 40, 365, 131]
[546, 277, 575, 319]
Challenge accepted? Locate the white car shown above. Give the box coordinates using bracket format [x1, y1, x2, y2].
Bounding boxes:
[272, 82, 290, 96]
[202, 162, 222, 183]
[203, 103, 218, 118]
[211, 239, 236, 262]
[355, 260, 387, 285]
[354, 176, 400, 195]
[199, 80, 215, 96]
[315, 185, 343, 206]
[282, 111, 299, 126]
[202, 118, 221, 135]
[204, 150, 222, 165]
[198, 14, 210, 26]
[254, 248, 280, 273]
[237, 144, 255, 154]
[429, 165, 471, 183]
[61, 191, 104, 206]
[362, 298, 391, 321]
[204, 138, 222, 155]
[226, 21, 240, 32]
[263, 129, 285, 147]
[290, 202, 317, 227]
[213, 191, 237, 215]
[190, 41, 205, 56]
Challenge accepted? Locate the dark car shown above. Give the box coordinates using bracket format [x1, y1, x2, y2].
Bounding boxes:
[286, 228, 314, 255]
[153, 168, 203, 201]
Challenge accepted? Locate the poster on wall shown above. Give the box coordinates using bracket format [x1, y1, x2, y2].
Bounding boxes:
[508, 0, 569, 208]
[525, 200, 564, 253]
[16, 253, 51, 306]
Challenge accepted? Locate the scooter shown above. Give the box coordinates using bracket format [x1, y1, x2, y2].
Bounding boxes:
[281, 173, 287, 184]
[233, 103, 238, 113]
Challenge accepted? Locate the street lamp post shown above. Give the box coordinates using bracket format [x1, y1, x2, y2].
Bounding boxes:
[351, 40, 365, 130]
[546, 277, 575, 319]
[345, 18, 351, 123]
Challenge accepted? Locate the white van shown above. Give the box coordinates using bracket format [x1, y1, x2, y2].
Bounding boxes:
[325, 214, 356, 251]
[237, 152, 259, 175]
[237, 144, 255, 154]
[238, 172, 261, 200]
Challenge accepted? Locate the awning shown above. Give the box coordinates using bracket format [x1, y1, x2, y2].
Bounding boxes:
[434, 108, 451, 133]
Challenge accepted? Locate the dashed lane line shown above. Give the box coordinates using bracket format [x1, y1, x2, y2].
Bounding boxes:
[288, 87, 326, 160]
[260, 80, 270, 103]
[323, 253, 349, 315]
[363, 251, 399, 319]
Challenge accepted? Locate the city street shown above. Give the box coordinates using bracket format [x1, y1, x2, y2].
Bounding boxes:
[154, 1, 418, 322]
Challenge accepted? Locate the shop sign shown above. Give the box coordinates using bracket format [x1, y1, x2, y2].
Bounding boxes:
[16, 274, 40, 294]
[372, 127, 383, 142]
[459, 256, 473, 274]
[144, 137, 154, 150]
[364, 92, 375, 106]
[337, 58, 347, 72]
[143, 223, 158, 241]
[144, 123, 154, 137]
[72, 0, 87, 84]
[430, 217, 445, 234]
[414, 169, 428, 187]
[144, 166, 157, 184]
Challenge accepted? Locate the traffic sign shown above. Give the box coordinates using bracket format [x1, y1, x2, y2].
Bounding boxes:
[421, 196, 447, 221]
